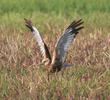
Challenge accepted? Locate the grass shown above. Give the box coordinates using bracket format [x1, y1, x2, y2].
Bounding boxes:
[0, 0, 110, 99]
[0, 0, 110, 16]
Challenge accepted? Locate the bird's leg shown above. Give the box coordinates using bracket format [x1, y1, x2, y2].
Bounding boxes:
[54, 72, 57, 79]
[47, 72, 50, 82]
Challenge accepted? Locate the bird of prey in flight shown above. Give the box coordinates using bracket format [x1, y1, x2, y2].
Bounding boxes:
[24, 18, 83, 73]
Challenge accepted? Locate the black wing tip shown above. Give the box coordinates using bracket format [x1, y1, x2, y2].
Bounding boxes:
[76, 26, 84, 31]
[76, 19, 84, 24]
[24, 18, 34, 32]
[69, 19, 84, 35]
[68, 19, 84, 29]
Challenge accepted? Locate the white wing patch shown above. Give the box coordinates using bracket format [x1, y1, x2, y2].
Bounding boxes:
[32, 26, 45, 57]
[24, 18, 51, 62]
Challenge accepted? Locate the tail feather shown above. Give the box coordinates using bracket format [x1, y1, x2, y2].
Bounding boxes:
[63, 63, 74, 67]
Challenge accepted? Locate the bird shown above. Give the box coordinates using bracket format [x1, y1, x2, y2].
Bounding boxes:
[24, 18, 84, 73]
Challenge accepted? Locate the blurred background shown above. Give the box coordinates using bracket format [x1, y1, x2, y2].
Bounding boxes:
[0, 0, 110, 32]
[0, 0, 110, 99]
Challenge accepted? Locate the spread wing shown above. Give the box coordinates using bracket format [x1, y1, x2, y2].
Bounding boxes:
[24, 18, 51, 62]
[55, 19, 84, 64]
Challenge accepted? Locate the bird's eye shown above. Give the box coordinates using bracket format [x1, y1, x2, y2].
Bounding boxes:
[42, 60, 46, 64]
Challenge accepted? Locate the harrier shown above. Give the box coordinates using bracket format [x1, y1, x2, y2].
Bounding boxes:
[24, 18, 83, 73]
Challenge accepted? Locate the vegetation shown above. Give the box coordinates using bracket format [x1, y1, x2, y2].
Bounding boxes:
[0, 0, 110, 99]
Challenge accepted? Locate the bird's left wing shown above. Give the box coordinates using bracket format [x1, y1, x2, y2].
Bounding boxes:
[24, 18, 51, 62]
[54, 19, 84, 64]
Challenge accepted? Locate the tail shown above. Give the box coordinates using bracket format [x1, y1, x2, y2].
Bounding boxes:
[24, 18, 34, 32]
[63, 63, 74, 67]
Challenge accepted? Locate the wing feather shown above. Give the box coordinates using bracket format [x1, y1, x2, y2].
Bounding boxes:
[55, 19, 84, 63]
[24, 18, 51, 61]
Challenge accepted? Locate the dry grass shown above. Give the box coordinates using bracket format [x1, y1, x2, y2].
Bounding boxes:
[0, 22, 110, 100]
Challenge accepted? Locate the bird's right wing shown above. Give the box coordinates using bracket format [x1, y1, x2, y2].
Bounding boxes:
[24, 18, 51, 62]
[54, 19, 84, 64]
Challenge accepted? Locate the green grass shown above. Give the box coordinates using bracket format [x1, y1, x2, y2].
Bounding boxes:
[0, 0, 110, 16]
[0, 0, 110, 32]
[0, 0, 110, 99]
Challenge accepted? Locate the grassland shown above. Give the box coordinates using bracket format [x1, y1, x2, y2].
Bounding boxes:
[0, 0, 110, 99]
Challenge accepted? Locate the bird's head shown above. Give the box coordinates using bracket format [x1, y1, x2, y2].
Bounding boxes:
[42, 58, 50, 66]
